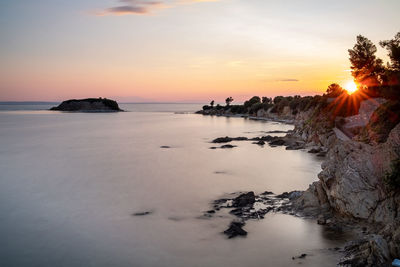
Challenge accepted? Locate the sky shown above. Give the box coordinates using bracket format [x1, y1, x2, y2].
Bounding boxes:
[0, 0, 399, 103]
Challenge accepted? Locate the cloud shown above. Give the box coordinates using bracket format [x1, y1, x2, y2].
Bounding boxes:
[277, 78, 299, 82]
[96, 0, 219, 16]
[96, 0, 165, 16]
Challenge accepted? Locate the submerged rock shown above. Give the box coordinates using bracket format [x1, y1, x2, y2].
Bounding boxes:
[133, 211, 153, 216]
[292, 253, 307, 260]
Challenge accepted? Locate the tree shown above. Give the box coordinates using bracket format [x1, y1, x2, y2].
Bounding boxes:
[325, 83, 344, 97]
[210, 100, 214, 107]
[262, 97, 272, 104]
[348, 35, 384, 87]
[380, 32, 400, 72]
[243, 96, 261, 109]
[225, 97, 233, 106]
[273, 96, 284, 105]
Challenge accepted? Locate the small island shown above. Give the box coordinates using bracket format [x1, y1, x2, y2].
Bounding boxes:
[50, 98, 123, 112]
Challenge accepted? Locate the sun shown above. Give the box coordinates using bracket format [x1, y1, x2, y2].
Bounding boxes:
[344, 80, 358, 94]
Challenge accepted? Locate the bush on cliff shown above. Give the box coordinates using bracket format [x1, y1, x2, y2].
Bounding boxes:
[384, 159, 400, 190]
[358, 100, 400, 143]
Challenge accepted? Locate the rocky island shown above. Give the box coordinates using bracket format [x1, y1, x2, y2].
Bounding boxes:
[50, 98, 123, 112]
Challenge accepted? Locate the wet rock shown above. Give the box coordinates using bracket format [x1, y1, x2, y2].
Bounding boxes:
[266, 130, 289, 134]
[220, 144, 237, 149]
[339, 235, 390, 266]
[260, 191, 274, 195]
[276, 192, 289, 199]
[133, 211, 153, 216]
[317, 215, 326, 225]
[292, 253, 307, 260]
[316, 151, 327, 157]
[252, 135, 274, 142]
[232, 192, 256, 207]
[223, 220, 247, 238]
[308, 147, 321, 153]
[212, 136, 248, 143]
[253, 140, 265, 146]
[160, 146, 171, 148]
[268, 138, 286, 146]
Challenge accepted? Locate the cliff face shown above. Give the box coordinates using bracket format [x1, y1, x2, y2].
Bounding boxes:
[292, 102, 400, 264]
[50, 98, 122, 112]
[318, 125, 400, 223]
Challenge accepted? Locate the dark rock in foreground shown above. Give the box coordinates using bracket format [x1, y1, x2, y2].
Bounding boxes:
[339, 235, 390, 266]
[232, 192, 256, 207]
[50, 98, 123, 112]
[224, 220, 247, 238]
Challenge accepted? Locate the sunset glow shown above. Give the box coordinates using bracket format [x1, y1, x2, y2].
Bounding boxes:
[344, 80, 358, 94]
[0, 1, 399, 102]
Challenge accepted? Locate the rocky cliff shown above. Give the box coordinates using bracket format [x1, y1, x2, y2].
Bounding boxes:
[291, 101, 400, 266]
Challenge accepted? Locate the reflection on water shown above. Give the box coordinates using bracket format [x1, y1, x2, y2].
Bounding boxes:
[0, 104, 345, 267]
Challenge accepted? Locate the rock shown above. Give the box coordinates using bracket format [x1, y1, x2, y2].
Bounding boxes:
[253, 135, 274, 142]
[50, 98, 122, 112]
[212, 136, 233, 143]
[232, 192, 256, 207]
[292, 253, 307, 260]
[133, 211, 152, 216]
[308, 147, 321, 153]
[317, 215, 326, 225]
[223, 220, 247, 238]
[212, 136, 248, 143]
[160, 146, 171, 148]
[268, 138, 286, 146]
[316, 151, 327, 157]
[253, 140, 265, 146]
[260, 191, 274, 195]
[266, 130, 289, 134]
[276, 192, 289, 199]
[339, 235, 390, 266]
[220, 144, 237, 149]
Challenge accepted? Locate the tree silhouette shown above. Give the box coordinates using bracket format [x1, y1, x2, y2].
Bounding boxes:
[348, 35, 384, 87]
[225, 97, 233, 106]
[262, 97, 272, 104]
[380, 32, 400, 72]
[325, 83, 344, 97]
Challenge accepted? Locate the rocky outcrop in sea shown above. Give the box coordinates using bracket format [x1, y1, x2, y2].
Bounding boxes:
[50, 98, 123, 112]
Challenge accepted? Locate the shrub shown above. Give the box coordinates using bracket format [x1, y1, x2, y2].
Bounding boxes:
[384, 159, 400, 190]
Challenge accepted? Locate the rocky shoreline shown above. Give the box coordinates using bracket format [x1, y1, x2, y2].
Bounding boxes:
[198, 102, 400, 266]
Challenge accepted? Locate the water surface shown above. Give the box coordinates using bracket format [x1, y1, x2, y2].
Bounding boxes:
[0, 104, 347, 267]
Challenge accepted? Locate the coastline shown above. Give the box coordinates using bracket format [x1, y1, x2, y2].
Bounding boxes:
[196, 102, 400, 266]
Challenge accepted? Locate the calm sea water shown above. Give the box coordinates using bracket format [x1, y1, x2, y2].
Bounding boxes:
[0, 103, 347, 267]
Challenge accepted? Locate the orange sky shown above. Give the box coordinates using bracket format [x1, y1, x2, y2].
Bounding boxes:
[0, 0, 399, 103]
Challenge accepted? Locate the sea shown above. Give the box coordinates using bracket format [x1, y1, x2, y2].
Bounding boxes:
[0, 103, 349, 267]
